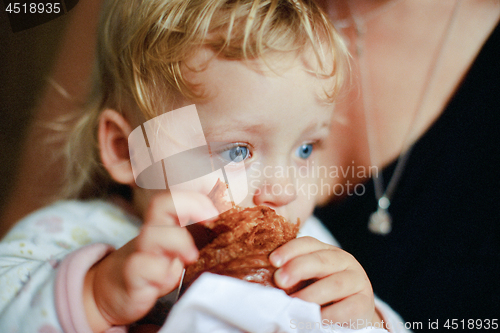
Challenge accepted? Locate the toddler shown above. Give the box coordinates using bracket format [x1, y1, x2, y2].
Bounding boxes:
[0, 0, 404, 332]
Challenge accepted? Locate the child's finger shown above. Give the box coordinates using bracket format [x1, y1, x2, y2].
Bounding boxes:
[137, 225, 198, 263]
[168, 191, 220, 226]
[273, 249, 350, 288]
[320, 292, 375, 326]
[144, 191, 219, 227]
[269, 236, 335, 268]
[160, 257, 184, 295]
[289, 269, 367, 305]
[101, 252, 184, 324]
[125, 252, 183, 295]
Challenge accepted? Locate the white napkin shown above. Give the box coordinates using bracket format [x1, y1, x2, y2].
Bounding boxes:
[159, 273, 388, 333]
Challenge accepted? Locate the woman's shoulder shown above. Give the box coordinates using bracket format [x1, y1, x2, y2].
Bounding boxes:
[1, 199, 140, 250]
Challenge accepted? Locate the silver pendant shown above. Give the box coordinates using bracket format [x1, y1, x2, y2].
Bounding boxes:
[368, 208, 392, 235]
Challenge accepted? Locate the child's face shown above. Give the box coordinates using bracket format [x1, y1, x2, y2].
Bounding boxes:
[180, 52, 334, 225]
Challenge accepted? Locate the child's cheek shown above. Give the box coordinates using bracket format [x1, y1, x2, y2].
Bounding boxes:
[292, 195, 316, 227]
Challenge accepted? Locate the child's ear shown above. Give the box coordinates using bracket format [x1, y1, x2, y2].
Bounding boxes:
[98, 109, 136, 186]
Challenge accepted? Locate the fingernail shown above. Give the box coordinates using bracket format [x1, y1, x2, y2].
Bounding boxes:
[269, 253, 283, 267]
[276, 268, 289, 287]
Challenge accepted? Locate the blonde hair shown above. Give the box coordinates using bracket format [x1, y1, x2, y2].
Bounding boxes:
[62, 0, 348, 200]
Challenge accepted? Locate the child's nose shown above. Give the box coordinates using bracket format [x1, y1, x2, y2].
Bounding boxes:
[252, 175, 297, 208]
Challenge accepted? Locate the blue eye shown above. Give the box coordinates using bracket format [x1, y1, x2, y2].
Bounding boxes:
[220, 145, 250, 163]
[296, 144, 313, 159]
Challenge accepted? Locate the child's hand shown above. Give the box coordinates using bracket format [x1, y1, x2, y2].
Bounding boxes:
[269, 237, 382, 328]
[83, 192, 219, 332]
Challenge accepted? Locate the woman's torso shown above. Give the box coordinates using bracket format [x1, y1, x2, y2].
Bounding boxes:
[316, 17, 500, 324]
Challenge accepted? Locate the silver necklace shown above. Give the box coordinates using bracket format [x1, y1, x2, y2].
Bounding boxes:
[346, 0, 463, 235]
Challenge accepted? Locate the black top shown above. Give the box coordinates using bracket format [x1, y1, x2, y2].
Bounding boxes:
[315, 23, 500, 327]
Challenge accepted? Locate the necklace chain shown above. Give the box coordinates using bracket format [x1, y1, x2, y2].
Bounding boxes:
[347, 0, 464, 234]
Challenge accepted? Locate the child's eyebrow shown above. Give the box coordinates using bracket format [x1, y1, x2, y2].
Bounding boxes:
[302, 119, 331, 136]
[204, 118, 330, 140]
[204, 122, 265, 139]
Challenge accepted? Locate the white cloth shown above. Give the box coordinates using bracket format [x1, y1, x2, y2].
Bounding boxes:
[161, 273, 389, 333]
[298, 215, 340, 247]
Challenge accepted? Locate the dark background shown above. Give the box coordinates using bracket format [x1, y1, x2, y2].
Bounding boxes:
[0, 1, 70, 218]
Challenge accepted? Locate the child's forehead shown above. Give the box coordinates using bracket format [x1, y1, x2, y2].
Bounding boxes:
[183, 48, 336, 105]
[183, 54, 334, 141]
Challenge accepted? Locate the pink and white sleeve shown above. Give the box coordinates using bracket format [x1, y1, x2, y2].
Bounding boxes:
[55, 243, 127, 333]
